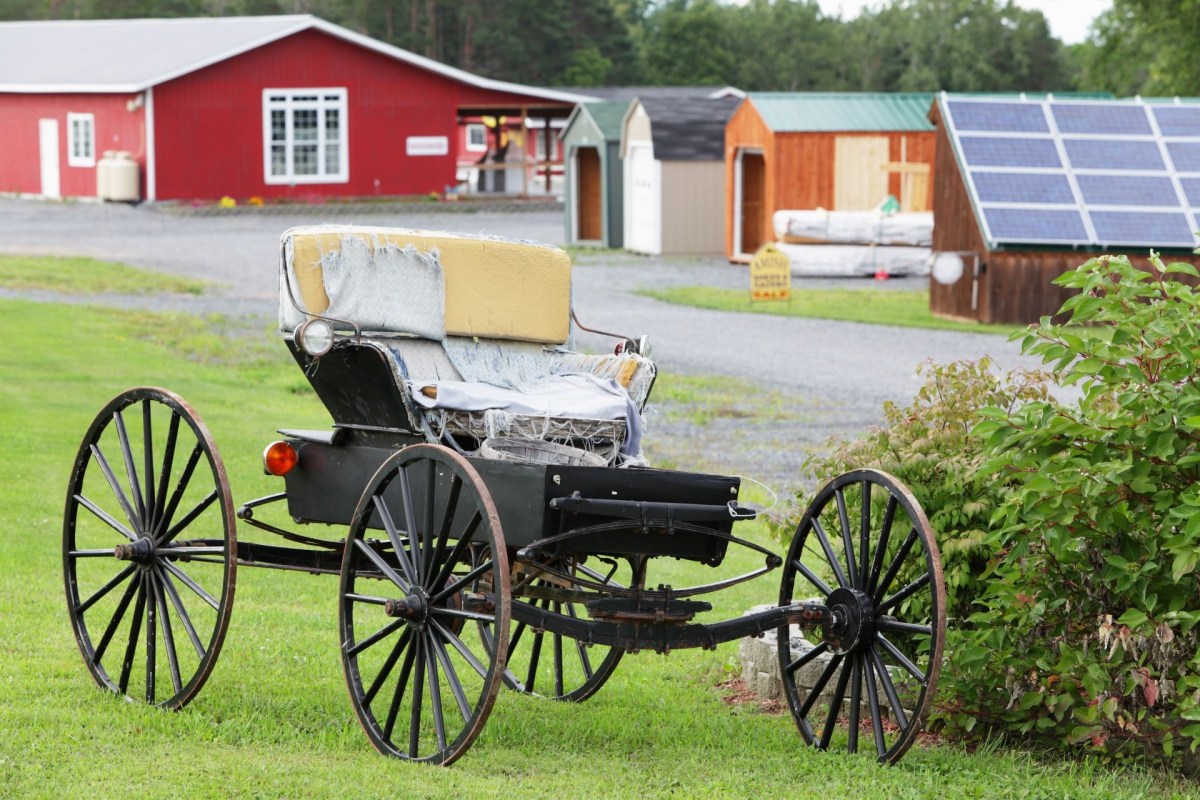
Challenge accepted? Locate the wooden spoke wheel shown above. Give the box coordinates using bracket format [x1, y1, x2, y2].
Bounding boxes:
[482, 555, 641, 702]
[63, 387, 237, 710]
[778, 469, 946, 764]
[339, 445, 510, 765]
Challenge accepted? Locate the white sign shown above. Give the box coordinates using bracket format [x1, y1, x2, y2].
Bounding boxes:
[406, 136, 449, 156]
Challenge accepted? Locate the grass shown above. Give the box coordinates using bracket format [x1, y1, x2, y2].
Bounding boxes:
[640, 285, 1023, 336]
[1, 297, 1197, 798]
[0, 254, 209, 295]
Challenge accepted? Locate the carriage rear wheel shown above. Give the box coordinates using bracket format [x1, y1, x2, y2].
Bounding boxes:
[481, 555, 641, 702]
[63, 387, 237, 710]
[778, 469, 946, 764]
[339, 444, 510, 765]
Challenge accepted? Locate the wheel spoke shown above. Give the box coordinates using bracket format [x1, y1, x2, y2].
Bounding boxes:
[425, 473, 462, 586]
[396, 467, 424, 581]
[92, 571, 141, 663]
[867, 496, 898, 595]
[430, 606, 497, 624]
[566, 603, 593, 680]
[152, 412, 181, 532]
[877, 633, 928, 686]
[864, 648, 887, 758]
[76, 564, 137, 614]
[877, 573, 931, 616]
[430, 558, 493, 605]
[75, 493, 137, 542]
[70, 548, 122, 558]
[797, 653, 843, 721]
[114, 410, 147, 528]
[142, 400, 157, 526]
[809, 517, 849, 589]
[157, 566, 206, 659]
[345, 593, 390, 606]
[430, 617, 490, 681]
[429, 510, 482, 595]
[352, 538, 410, 592]
[847, 654, 863, 754]
[382, 636, 419, 740]
[869, 646, 909, 730]
[90, 444, 141, 532]
[159, 491, 217, 547]
[348, 618, 408, 658]
[785, 640, 829, 674]
[161, 561, 219, 611]
[820, 653, 854, 749]
[876, 618, 933, 636]
[153, 571, 183, 697]
[408, 635, 426, 758]
[790, 558, 833, 599]
[552, 602, 565, 698]
[154, 443, 203, 540]
[858, 482, 872, 587]
[372, 496, 418, 586]
[422, 460, 437, 587]
[430, 633, 472, 723]
[118, 579, 147, 695]
[873, 527, 919, 605]
[363, 628, 412, 707]
[145, 569, 157, 704]
[835, 488, 857, 589]
[424, 633, 447, 752]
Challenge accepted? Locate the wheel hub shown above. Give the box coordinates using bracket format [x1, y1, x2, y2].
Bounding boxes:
[114, 536, 156, 566]
[823, 587, 874, 655]
[385, 589, 430, 625]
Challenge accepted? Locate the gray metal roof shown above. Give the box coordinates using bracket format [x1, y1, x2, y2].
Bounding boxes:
[576, 86, 743, 103]
[0, 15, 592, 103]
[637, 95, 741, 161]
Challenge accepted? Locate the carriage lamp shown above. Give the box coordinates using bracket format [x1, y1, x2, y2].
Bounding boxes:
[263, 441, 298, 476]
[295, 317, 334, 357]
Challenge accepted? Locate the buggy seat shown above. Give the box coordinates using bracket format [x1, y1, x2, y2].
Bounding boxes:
[279, 225, 655, 465]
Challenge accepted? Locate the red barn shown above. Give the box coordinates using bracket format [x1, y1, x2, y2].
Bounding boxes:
[0, 16, 588, 202]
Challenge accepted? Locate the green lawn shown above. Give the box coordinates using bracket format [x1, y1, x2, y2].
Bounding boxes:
[640, 285, 1022, 336]
[0, 253, 209, 295]
[0, 297, 1193, 798]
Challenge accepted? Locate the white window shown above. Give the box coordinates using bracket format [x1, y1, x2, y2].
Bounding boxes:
[263, 88, 348, 184]
[67, 113, 95, 167]
[465, 123, 487, 152]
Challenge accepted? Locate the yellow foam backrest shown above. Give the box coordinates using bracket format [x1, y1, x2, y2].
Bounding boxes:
[286, 226, 572, 345]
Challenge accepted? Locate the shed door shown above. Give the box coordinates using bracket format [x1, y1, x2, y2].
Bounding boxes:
[625, 143, 660, 254]
[834, 136, 889, 210]
[736, 150, 766, 257]
[576, 147, 602, 242]
[39, 119, 61, 199]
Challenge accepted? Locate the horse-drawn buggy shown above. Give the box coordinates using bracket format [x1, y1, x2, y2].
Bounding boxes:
[63, 226, 946, 765]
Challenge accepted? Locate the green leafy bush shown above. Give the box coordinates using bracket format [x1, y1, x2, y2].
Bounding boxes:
[961, 254, 1200, 764]
[799, 358, 1051, 625]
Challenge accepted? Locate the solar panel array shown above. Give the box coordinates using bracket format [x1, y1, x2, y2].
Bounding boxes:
[942, 96, 1200, 249]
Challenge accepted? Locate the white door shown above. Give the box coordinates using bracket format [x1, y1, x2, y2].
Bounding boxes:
[39, 119, 60, 198]
[625, 143, 660, 254]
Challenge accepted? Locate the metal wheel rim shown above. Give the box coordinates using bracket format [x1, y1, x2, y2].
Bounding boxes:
[777, 469, 946, 764]
[339, 444, 510, 765]
[63, 386, 237, 710]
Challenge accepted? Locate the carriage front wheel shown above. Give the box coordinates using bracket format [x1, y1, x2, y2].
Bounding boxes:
[63, 387, 237, 710]
[778, 469, 946, 764]
[339, 444, 511, 765]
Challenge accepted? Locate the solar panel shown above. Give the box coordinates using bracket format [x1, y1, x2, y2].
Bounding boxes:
[1051, 104, 1152, 135]
[1090, 211, 1195, 246]
[982, 208, 1089, 242]
[947, 100, 1048, 133]
[1153, 106, 1200, 137]
[959, 136, 1061, 168]
[1075, 174, 1178, 207]
[971, 172, 1074, 204]
[943, 95, 1200, 249]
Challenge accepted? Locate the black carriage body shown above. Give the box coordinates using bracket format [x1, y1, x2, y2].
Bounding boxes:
[283, 434, 738, 563]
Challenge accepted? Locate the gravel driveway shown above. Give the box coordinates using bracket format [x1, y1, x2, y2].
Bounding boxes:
[0, 198, 1044, 493]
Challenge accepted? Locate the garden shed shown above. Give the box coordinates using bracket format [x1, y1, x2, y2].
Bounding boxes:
[0, 15, 587, 202]
[621, 94, 741, 256]
[560, 100, 630, 248]
[929, 93, 1200, 324]
[723, 92, 936, 262]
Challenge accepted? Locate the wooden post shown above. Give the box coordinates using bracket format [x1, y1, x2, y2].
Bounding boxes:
[520, 105, 529, 197]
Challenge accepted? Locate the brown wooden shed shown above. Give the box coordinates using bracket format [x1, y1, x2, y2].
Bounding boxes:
[724, 93, 937, 262]
[929, 93, 1200, 324]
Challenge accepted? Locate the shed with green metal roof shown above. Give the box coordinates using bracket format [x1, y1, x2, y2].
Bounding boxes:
[724, 92, 937, 262]
[560, 100, 629, 248]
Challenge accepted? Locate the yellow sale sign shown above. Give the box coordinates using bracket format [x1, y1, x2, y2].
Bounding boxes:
[749, 243, 791, 302]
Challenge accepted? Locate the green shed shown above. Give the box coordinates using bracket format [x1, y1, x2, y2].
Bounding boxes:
[560, 100, 629, 248]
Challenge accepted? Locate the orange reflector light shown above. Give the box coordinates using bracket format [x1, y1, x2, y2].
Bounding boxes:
[263, 441, 298, 476]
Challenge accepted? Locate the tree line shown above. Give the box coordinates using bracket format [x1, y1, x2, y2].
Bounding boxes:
[1, 0, 1188, 97]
